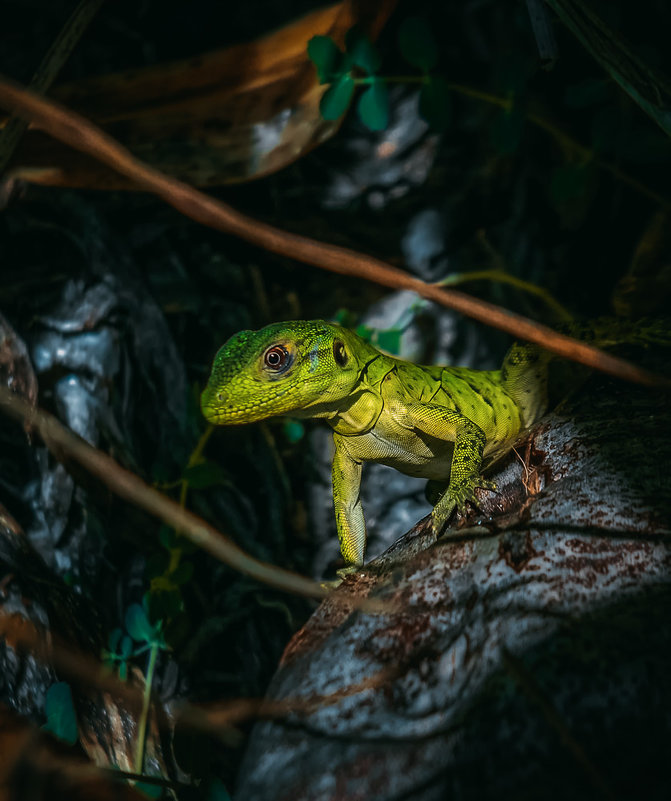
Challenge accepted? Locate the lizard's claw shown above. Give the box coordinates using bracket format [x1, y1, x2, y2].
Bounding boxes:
[431, 476, 497, 535]
[320, 565, 363, 591]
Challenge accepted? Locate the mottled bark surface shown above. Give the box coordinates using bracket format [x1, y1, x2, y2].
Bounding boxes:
[237, 362, 671, 801]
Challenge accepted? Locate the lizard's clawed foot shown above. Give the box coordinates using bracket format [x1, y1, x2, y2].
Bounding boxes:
[431, 477, 498, 536]
[320, 564, 363, 590]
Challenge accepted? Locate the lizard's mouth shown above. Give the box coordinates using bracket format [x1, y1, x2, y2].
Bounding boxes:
[200, 384, 293, 425]
[200, 393, 248, 425]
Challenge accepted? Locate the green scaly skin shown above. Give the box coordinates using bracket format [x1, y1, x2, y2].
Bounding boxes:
[200, 320, 555, 567]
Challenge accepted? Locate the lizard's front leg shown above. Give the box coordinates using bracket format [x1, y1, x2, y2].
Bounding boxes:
[400, 403, 496, 535]
[432, 418, 495, 534]
[332, 433, 366, 567]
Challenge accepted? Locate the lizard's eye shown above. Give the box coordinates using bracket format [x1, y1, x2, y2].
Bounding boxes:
[264, 345, 290, 371]
[333, 340, 348, 367]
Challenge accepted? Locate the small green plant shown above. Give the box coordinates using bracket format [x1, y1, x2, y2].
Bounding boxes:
[333, 306, 420, 356]
[307, 18, 450, 132]
[103, 600, 169, 773]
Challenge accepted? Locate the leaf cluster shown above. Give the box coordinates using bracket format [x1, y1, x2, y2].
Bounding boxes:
[308, 18, 450, 132]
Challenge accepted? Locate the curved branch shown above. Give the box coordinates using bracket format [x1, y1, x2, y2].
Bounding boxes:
[0, 385, 327, 601]
[0, 76, 667, 389]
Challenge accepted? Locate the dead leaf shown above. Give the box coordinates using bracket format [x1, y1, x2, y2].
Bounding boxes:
[5, 0, 397, 189]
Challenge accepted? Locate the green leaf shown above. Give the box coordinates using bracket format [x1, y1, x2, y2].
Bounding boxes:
[108, 628, 122, 652]
[376, 329, 402, 355]
[43, 682, 78, 745]
[355, 324, 373, 342]
[320, 73, 355, 120]
[159, 524, 176, 550]
[171, 561, 194, 586]
[118, 661, 128, 681]
[332, 308, 358, 328]
[282, 419, 305, 444]
[307, 35, 342, 84]
[125, 603, 155, 643]
[359, 80, 389, 131]
[206, 778, 232, 801]
[120, 634, 133, 660]
[419, 75, 451, 131]
[183, 460, 229, 490]
[345, 27, 381, 73]
[398, 17, 438, 72]
[358, 79, 389, 130]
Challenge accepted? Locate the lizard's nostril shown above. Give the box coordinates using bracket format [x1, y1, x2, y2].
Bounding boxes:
[217, 393, 224, 402]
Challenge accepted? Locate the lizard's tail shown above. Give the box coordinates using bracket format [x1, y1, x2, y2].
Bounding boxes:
[501, 317, 671, 428]
[556, 316, 671, 349]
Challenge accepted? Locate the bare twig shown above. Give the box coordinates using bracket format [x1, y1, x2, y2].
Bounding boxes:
[0, 77, 667, 388]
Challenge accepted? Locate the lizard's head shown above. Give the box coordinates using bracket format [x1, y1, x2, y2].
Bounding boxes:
[201, 320, 373, 425]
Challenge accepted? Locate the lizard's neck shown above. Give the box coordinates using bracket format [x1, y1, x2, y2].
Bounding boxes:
[327, 387, 384, 436]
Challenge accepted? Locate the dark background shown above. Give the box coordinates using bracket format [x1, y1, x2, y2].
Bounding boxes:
[1, 0, 670, 795]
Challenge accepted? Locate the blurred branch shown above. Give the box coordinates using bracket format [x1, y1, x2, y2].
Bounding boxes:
[0, 387, 398, 612]
[0, 77, 668, 388]
[0, 385, 328, 602]
[0, 611, 396, 738]
[544, 0, 671, 139]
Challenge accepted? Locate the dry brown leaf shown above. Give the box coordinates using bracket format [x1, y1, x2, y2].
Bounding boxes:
[6, 0, 397, 189]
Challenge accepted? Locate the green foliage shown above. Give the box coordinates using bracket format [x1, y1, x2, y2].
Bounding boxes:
[358, 79, 389, 130]
[103, 598, 169, 685]
[346, 27, 381, 73]
[43, 682, 78, 745]
[125, 602, 165, 647]
[319, 73, 355, 121]
[398, 16, 438, 72]
[307, 35, 342, 83]
[307, 19, 449, 133]
[355, 324, 403, 355]
[158, 523, 176, 550]
[376, 328, 403, 354]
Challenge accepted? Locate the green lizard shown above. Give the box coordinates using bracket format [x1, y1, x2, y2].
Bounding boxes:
[200, 320, 554, 567]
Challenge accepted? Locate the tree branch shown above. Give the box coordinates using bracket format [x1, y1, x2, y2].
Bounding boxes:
[0, 77, 667, 388]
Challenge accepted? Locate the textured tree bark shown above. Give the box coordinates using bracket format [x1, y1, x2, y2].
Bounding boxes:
[237, 356, 671, 801]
